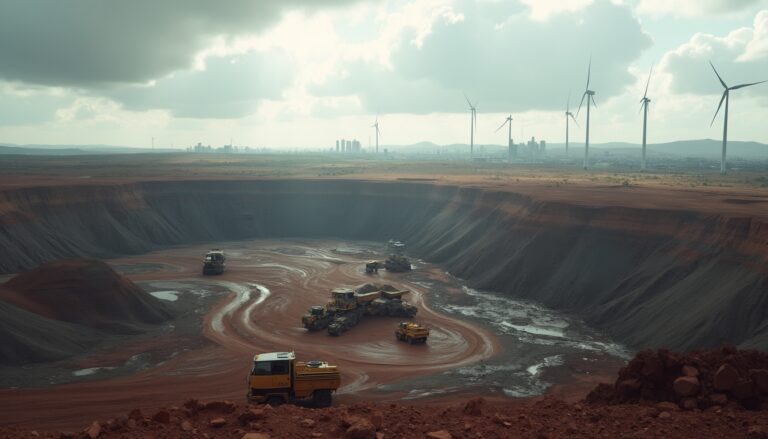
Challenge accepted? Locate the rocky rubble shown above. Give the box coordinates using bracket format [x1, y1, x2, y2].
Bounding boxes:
[587, 346, 768, 410]
[3, 395, 768, 439]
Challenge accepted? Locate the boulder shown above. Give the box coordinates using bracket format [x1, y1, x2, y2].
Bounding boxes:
[345, 418, 376, 439]
[732, 379, 755, 401]
[239, 408, 266, 425]
[181, 420, 193, 432]
[209, 418, 227, 428]
[681, 365, 699, 377]
[680, 398, 698, 410]
[714, 364, 739, 391]
[426, 431, 453, 439]
[709, 393, 729, 405]
[617, 378, 642, 396]
[127, 409, 143, 421]
[673, 376, 700, 397]
[205, 400, 237, 413]
[655, 402, 680, 412]
[151, 410, 170, 424]
[301, 419, 316, 428]
[750, 369, 768, 394]
[463, 397, 484, 416]
[83, 421, 101, 439]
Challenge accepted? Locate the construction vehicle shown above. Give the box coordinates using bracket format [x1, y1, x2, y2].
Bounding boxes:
[395, 322, 430, 344]
[202, 249, 226, 275]
[302, 285, 418, 336]
[364, 255, 411, 274]
[246, 351, 340, 407]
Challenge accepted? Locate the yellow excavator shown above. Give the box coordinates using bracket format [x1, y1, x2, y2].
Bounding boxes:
[246, 352, 340, 407]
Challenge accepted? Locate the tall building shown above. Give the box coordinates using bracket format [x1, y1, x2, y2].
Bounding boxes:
[335, 140, 340, 152]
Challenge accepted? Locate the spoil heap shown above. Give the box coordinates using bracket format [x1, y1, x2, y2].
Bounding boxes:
[0, 259, 172, 364]
[587, 346, 768, 410]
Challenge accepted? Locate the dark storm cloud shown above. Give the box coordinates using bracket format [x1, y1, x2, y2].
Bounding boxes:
[0, 0, 359, 87]
[314, 0, 651, 114]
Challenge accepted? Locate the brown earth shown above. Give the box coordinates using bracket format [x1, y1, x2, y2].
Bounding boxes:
[3, 395, 768, 439]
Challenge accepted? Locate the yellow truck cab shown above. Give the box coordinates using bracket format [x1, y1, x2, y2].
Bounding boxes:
[395, 322, 430, 344]
[247, 352, 340, 407]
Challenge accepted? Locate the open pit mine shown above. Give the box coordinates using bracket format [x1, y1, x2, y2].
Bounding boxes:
[1, 171, 768, 438]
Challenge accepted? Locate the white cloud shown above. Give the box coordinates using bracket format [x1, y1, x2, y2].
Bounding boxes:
[636, 0, 763, 17]
[518, 0, 594, 21]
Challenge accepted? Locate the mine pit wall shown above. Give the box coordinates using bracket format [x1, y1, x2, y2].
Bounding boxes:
[0, 179, 767, 352]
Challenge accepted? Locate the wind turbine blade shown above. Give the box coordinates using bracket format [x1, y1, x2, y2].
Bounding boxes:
[639, 101, 645, 114]
[643, 64, 653, 99]
[586, 56, 592, 90]
[569, 113, 579, 127]
[576, 92, 587, 118]
[567, 89, 571, 112]
[464, 93, 472, 107]
[709, 61, 727, 89]
[711, 91, 727, 127]
[591, 95, 597, 108]
[730, 80, 768, 90]
[495, 119, 508, 132]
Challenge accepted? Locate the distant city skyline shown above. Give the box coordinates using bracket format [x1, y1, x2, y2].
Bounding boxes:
[1, 0, 768, 149]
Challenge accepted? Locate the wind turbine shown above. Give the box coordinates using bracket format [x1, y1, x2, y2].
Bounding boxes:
[576, 57, 596, 170]
[564, 93, 578, 156]
[464, 94, 478, 156]
[495, 114, 513, 159]
[639, 65, 653, 170]
[709, 61, 767, 175]
[371, 117, 381, 153]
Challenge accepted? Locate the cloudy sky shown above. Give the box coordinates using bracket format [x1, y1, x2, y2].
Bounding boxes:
[1, 0, 767, 149]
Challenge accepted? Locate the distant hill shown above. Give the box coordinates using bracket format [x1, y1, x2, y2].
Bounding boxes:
[383, 139, 768, 159]
[0, 143, 174, 155]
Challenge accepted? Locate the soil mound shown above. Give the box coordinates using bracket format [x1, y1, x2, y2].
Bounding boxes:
[0, 299, 101, 364]
[587, 346, 768, 410]
[0, 259, 172, 333]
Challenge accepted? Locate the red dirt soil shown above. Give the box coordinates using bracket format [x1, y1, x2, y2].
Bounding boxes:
[3, 395, 768, 439]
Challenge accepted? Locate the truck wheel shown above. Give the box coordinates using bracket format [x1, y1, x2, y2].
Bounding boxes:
[407, 336, 413, 344]
[313, 389, 332, 408]
[266, 396, 283, 407]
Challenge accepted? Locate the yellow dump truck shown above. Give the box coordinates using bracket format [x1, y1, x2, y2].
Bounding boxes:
[246, 352, 340, 407]
[395, 322, 430, 344]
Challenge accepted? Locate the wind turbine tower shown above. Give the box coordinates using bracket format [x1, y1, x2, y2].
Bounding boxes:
[564, 94, 577, 156]
[464, 94, 478, 156]
[495, 114, 513, 160]
[371, 117, 381, 153]
[709, 61, 767, 175]
[577, 58, 596, 170]
[640, 66, 653, 170]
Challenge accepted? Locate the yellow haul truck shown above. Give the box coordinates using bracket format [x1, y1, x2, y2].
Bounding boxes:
[246, 352, 340, 407]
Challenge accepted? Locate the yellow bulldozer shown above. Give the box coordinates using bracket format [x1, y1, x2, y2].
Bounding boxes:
[246, 352, 340, 407]
[395, 322, 430, 344]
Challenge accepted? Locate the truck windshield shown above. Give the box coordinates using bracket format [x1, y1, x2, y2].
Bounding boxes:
[251, 360, 289, 375]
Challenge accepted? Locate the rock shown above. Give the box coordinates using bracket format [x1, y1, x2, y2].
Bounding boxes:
[709, 393, 728, 405]
[345, 418, 376, 439]
[181, 420, 193, 432]
[376, 433, 385, 439]
[83, 421, 101, 439]
[681, 398, 698, 410]
[673, 376, 700, 397]
[748, 425, 768, 439]
[750, 369, 768, 394]
[209, 417, 227, 428]
[239, 408, 267, 424]
[426, 431, 453, 439]
[682, 365, 699, 377]
[714, 364, 739, 391]
[640, 356, 664, 382]
[617, 378, 642, 396]
[655, 402, 680, 412]
[311, 433, 323, 438]
[184, 399, 204, 412]
[205, 400, 237, 413]
[29, 431, 39, 438]
[152, 410, 171, 424]
[658, 411, 671, 419]
[301, 418, 316, 428]
[127, 409, 143, 420]
[241, 433, 271, 439]
[463, 397, 484, 416]
[732, 379, 755, 400]
[126, 419, 136, 429]
[370, 412, 384, 430]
